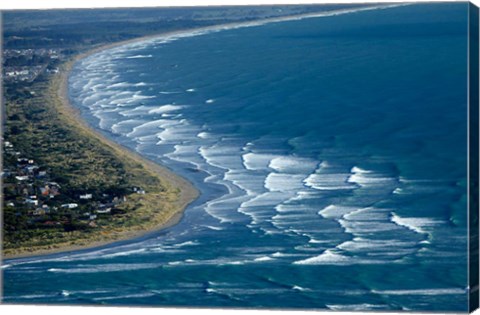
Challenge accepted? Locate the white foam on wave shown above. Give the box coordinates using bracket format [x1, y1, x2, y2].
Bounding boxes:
[304, 173, 356, 191]
[339, 218, 399, 234]
[61, 290, 71, 297]
[157, 120, 198, 144]
[242, 152, 278, 171]
[393, 188, 404, 194]
[239, 191, 287, 208]
[205, 193, 250, 224]
[205, 99, 215, 104]
[224, 169, 266, 196]
[318, 205, 357, 219]
[312, 206, 421, 262]
[126, 54, 153, 59]
[289, 191, 319, 201]
[272, 213, 313, 221]
[303, 161, 357, 191]
[268, 156, 317, 174]
[126, 119, 169, 138]
[292, 285, 310, 291]
[238, 191, 289, 225]
[167, 257, 250, 267]
[274, 204, 317, 214]
[343, 207, 389, 221]
[197, 131, 210, 139]
[347, 173, 394, 186]
[48, 263, 162, 274]
[2, 293, 60, 300]
[327, 304, 388, 311]
[92, 292, 156, 301]
[203, 225, 224, 231]
[253, 256, 274, 262]
[391, 213, 441, 235]
[173, 241, 200, 248]
[294, 249, 387, 265]
[351, 166, 371, 174]
[109, 81, 133, 88]
[166, 144, 204, 169]
[148, 104, 184, 114]
[99, 248, 148, 259]
[199, 145, 244, 171]
[372, 288, 466, 296]
[271, 252, 305, 258]
[160, 91, 181, 94]
[337, 238, 417, 254]
[293, 249, 351, 265]
[264, 173, 306, 192]
[119, 105, 152, 117]
[308, 238, 330, 244]
[111, 119, 145, 134]
[109, 93, 156, 107]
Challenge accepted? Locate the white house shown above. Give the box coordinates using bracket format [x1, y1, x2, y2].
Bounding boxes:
[25, 198, 38, 206]
[96, 208, 111, 214]
[79, 193, 93, 200]
[61, 203, 78, 209]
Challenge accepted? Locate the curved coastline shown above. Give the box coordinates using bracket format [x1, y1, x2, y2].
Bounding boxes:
[3, 4, 402, 261]
[3, 40, 202, 260]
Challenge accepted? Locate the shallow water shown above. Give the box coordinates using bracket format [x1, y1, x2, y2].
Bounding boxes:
[3, 3, 470, 311]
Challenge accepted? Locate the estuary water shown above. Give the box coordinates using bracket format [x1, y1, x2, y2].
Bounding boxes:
[3, 3, 471, 311]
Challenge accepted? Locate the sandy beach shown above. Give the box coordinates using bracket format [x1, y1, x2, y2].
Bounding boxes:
[3, 41, 202, 260]
[3, 4, 393, 260]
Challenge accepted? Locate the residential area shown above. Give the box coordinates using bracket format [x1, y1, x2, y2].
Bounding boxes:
[3, 48, 64, 83]
[3, 138, 147, 232]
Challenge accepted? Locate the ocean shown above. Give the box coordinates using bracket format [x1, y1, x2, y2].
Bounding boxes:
[2, 3, 471, 311]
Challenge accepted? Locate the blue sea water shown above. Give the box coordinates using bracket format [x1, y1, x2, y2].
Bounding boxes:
[2, 3, 471, 312]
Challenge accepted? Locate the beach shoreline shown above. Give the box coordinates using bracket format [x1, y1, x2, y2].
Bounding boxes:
[2, 3, 396, 260]
[3, 39, 203, 260]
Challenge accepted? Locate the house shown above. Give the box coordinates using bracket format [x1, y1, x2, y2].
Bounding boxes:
[25, 165, 39, 173]
[37, 170, 47, 177]
[17, 158, 29, 164]
[46, 182, 61, 188]
[132, 186, 146, 193]
[40, 186, 50, 196]
[32, 208, 45, 216]
[61, 203, 78, 209]
[25, 198, 39, 206]
[96, 207, 111, 214]
[42, 183, 60, 197]
[89, 214, 97, 220]
[15, 175, 29, 181]
[79, 193, 93, 200]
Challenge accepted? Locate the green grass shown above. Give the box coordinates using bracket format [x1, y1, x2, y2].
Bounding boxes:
[3, 66, 183, 257]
